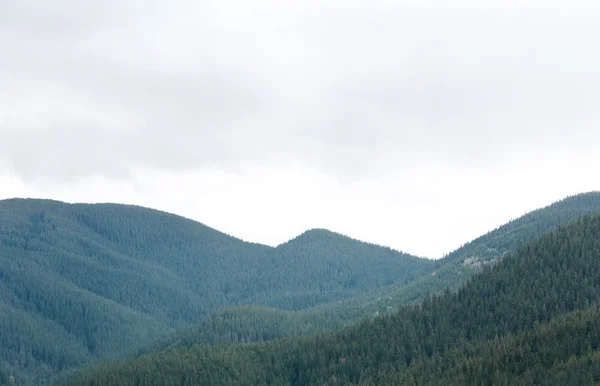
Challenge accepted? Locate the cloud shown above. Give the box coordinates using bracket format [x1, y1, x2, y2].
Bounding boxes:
[2, 1, 600, 182]
[1, 1, 600, 255]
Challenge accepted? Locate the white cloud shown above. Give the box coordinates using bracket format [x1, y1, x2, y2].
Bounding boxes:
[1, 0, 599, 256]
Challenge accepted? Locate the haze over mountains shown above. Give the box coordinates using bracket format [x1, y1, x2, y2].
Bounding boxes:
[1, 192, 600, 385]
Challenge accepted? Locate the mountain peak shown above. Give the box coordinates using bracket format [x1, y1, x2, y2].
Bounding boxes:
[296, 228, 339, 238]
[277, 228, 362, 249]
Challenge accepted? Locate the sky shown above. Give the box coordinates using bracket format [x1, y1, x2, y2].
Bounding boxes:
[1, 1, 599, 258]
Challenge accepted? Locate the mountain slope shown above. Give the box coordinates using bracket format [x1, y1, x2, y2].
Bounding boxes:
[444, 191, 600, 263]
[60, 214, 600, 385]
[0, 198, 432, 383]
[140, 192, 600, 354]
[362, 191, 600, 310]
[265, 229, 431, 308]
[377, 304, 600, 385]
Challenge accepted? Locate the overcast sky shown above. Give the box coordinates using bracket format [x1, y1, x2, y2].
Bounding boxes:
[1, 1, 599, 258]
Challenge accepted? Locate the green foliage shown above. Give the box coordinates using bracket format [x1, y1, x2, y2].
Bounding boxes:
[143, 191, 600, 355]
[377, 304, 600, 385]
[376, 191, 600, 312]
[59, 214, 600, 385]
[3, 192, 600, 384]
[0, 198, 432, 383]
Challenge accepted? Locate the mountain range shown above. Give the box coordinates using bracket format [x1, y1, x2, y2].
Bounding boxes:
[1, 192, 600, 385]
[0, 198, 432, 384]
[60, 212, 600, 385]
[136, 191, 600, 355]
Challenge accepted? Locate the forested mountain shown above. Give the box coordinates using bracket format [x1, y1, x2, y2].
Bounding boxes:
[58, 214, 600, 385]
[367, 191, 600, 309]
[259, 229, 434, 310]
[445, 191, 600, 263]
[140, 192, 600, 355]
[378, 304, 600, 385]
[0, 198, 432, 384]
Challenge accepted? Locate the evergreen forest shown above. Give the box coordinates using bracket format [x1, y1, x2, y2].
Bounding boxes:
[0, 192, 599, 384]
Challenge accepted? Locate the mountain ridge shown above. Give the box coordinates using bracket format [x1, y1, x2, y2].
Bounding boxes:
[2, 198, 416, 256]
[127, 192, 600, 363]
[3, 193, 600, 384]
[277, 228, 416, 256]
[0, 198, 434, 383]
[59, 214, 600, 385]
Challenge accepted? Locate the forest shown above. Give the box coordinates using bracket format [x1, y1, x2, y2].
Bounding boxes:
[57, 214, 600, 385]
[0, 198, 431, 384]
[0, 192, 600, 384]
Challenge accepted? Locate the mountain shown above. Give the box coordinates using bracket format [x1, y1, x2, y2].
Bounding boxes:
[3, 193, 600, 384]
[379, 304, 600, 385]
[444, 191, 600, 263]
[137, 192, 600, 354]
[0, 198, 432, 383]
[364, 191, 600, 309]
[58, 214, 600, 385]
[267, 228, 431, 307]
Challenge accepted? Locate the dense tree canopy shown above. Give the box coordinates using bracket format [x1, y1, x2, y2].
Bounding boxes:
[2, 192, 600, 384]
[138, 191, 600, 356]
[58, 214, 600, 386]
[0, 198, 432, 384]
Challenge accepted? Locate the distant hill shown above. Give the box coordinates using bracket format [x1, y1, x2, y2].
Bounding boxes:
[0, 198, 432, 383]
[139, 192, 600, 355]
[59, 214, 600, 385]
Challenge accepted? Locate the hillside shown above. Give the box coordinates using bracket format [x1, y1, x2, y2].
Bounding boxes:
[0, 198, 432, 383]
[360, 191, 600, 310]
[139, 192, 600, 354]
[255, 228, 434, 310]
[377, 304, 600, 385]
[58, 214, 600, 385]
